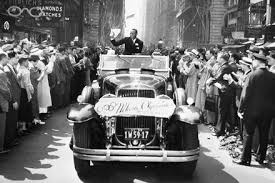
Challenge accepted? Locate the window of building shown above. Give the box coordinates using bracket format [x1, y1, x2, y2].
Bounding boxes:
[228, 0, 239, 7]
[228, 11, 238, 25]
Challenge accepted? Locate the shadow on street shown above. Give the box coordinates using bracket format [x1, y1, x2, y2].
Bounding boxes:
[0, 109, 71, 181]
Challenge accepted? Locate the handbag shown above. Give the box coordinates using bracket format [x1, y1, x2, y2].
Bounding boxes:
[205, 95, 216, 112]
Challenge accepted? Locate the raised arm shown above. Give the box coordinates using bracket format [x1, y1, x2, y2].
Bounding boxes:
[111, 37, 126, 47]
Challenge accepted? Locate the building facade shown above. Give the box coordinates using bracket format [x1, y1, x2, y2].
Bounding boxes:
[222, 0, 267, 43]
[0, 0, 81, 44]
[82, 0, 125, 47]
[176, 0, 226, 48]
[144, 0, 178, 48]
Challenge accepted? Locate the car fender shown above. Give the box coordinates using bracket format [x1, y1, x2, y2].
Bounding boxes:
[67, 103, 99, 123]
[171, 105, 202, 125]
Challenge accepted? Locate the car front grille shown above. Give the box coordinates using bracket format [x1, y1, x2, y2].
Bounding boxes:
[117, 89, 155, 98]
[115, 117, 156, 145]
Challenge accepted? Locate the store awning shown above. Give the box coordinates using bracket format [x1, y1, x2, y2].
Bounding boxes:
[176, 6, 192, 19]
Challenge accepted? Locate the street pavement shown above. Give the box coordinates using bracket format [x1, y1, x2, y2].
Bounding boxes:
[0, 108, 275, 183]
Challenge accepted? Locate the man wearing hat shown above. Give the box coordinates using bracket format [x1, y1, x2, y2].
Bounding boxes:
[234, 53, 275, 166]
[4, 51, 20, 148]
[0, 53, 12, 153]
[208, 53, 236, 137]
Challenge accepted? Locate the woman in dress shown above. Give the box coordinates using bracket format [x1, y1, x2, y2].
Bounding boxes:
[196, 50, 216, 111]
[180, 53, 200, 101]
[36, 56, 52, 120]
[29, 55, 45, 125]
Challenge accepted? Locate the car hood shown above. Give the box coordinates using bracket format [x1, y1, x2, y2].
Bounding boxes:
[103, 74, 166, 90]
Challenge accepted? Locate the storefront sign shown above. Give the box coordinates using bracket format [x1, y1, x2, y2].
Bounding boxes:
[4, 0, 64, 23]
[0, 14, 15, 33]
[40, 0, 63, 21]
[95, 97, 176, 118]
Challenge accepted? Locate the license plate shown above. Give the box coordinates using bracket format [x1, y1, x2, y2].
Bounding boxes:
[124, 128, 149, 140]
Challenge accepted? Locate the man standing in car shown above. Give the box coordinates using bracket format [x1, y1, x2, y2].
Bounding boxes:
[110, 29, 143, 55]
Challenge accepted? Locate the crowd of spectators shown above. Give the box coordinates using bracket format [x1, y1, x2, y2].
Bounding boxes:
[0, 38, 100, 154]
[1, 36, 275, 165]
[168, 44, 275, 165]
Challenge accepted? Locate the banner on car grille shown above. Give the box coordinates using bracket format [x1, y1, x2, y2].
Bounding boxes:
[95, 97, 176, 118]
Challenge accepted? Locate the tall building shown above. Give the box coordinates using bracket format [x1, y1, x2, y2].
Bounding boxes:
[82, 0, 125, 46]
[222, 0, 266, 43]
[144, 0, 178, 48]
[176, 0, 226, 48]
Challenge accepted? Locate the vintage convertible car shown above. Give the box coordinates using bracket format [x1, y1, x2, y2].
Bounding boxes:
[67, 55, 202, 177]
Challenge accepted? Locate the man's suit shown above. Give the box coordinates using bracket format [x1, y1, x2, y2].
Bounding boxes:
[0, 66, 12, 150]
[239, 67, 275, 162]
[4, 64, 21, 147]
[211, 61, 236, 134]
[111, 37, 143, 55]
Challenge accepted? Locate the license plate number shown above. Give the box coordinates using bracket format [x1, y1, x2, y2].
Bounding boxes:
[124, 128, 149, 140]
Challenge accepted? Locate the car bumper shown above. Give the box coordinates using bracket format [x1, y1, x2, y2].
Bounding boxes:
[73, 146, 200, 162]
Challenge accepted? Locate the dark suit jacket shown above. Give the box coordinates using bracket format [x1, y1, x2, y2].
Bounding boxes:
[239, 67, 275, 117]
[210, 62, 235, 94]
[111, 37, 143, 55]
[0, 68, 11, 112]
[4, 64, 21, 104]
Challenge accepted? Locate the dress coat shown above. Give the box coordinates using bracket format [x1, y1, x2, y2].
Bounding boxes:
[111, 37, 143, 55]
[37, 60, 52, 113]
[195, 57, 216, 110]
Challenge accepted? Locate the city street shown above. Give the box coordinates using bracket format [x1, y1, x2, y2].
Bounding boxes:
[0, 108, 274, 183]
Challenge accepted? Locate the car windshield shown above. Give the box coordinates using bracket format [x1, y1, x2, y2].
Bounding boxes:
[100, 55, 169, 70]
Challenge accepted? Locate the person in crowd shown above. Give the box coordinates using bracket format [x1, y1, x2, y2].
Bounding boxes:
[110, 29, 143, 55]
[35, 53, 53, 120]
[17, 56, 33, 134]
[4, 51, 20, 148]
[179, 51, 200, 101]
[78, 50, 93, 86]
[176, 48, 186, 88]
[195, 49, 216, 115]
[208, 53, 236, 137]
[234, 53, 275, 166]
[48, 51, 62, 109]
[63, 49, 74, 106]
[0, 53, 12, 154]
[54, 47, 68, 108]
[29, 55, 45, 125]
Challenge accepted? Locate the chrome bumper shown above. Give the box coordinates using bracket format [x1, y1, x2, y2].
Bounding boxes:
[73, 146, 200, 162]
